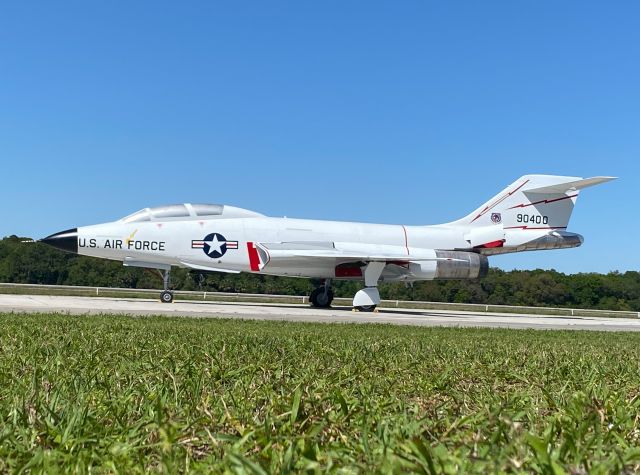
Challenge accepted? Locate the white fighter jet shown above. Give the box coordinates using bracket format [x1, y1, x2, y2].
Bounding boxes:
[41, 174, 615, 310]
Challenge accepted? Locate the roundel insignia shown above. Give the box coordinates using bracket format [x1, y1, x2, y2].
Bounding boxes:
[191, 233, 239, 259]
[491, 213, 502, 224]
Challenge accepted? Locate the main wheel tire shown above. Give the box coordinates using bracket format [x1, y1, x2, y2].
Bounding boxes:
[310, 286, 334, 308]
[355, 305, 377, 312]
[160, 290, 174, 303]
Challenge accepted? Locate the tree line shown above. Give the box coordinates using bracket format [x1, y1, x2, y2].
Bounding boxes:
[1, 235, 638, 311]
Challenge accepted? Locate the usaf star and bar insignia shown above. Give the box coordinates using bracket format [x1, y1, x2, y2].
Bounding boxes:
[192, 233, 238, 259]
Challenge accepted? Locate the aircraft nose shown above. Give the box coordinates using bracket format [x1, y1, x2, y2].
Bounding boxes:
[40, 228, 78, 254]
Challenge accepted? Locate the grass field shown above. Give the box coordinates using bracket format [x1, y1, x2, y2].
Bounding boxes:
[1, 313, 639, 473]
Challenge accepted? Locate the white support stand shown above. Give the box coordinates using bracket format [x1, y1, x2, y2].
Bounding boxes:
[352, 261, 385, 308]
[353, 287, 380, 307]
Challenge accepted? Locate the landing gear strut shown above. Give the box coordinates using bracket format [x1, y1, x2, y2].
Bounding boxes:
[310, 279, 334, 308]
[352, 262, 385, 312]
[159, 268, 173, 303]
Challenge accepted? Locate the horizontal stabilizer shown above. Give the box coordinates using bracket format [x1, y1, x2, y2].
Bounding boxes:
[525, 176, 617, 194]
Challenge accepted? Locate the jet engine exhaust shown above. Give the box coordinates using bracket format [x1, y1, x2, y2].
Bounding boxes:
[408, 251, 489, 280]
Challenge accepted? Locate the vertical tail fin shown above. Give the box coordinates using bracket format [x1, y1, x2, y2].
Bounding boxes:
[444, 174, 616, 252]
[448, 175, 616, 231]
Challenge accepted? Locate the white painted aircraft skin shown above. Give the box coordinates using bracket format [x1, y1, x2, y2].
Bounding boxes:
[77, 218, 459, 276]
[41, 175, 616, 308]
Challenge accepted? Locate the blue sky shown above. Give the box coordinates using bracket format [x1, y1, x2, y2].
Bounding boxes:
[1, 2, 637, 274]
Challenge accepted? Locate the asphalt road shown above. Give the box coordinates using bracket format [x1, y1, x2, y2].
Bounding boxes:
[1, 294, 640, 331]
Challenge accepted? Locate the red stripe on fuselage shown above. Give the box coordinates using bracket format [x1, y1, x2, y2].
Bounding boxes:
[402, 225, 409, 255]
[247, 242, 260, 271]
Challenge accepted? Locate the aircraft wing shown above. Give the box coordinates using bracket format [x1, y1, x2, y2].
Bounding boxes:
[179, 261, 241, 273]
[257, 241, 463, 263]
[264, 249, 458, 262]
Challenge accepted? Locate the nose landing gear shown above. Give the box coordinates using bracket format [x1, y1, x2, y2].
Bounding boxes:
[159, 268, 173, 303]
[160, 290, 174, 303]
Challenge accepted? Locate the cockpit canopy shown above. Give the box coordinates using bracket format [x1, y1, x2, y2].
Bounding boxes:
[120, 203, 264, 223]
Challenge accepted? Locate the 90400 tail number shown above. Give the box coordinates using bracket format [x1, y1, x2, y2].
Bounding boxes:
[516, 214, 549, 225]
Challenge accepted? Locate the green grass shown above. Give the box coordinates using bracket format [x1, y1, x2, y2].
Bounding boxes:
[1, 313, 639, 473]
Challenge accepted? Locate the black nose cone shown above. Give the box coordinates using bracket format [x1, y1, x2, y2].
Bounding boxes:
[40, 228, 78, 254]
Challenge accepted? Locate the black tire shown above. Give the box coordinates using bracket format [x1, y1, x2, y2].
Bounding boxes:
[355, 305, 377, 312]
[310, 286, 334, 308]
[160, 291, 174, 303]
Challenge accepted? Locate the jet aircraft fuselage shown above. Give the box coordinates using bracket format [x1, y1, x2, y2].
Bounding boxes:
[41, 175, 615, 309]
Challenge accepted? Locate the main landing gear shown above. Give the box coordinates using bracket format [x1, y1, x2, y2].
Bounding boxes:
[309, 279, 334, 308]
[309, 263, 385, 312]
[159, 268, 173, 303]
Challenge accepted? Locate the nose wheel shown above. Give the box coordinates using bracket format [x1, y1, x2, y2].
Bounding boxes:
[159, 268, 174, 303]
[160, 290, 174, 303]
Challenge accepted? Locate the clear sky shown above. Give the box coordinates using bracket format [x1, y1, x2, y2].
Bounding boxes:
[1, 2, 637, 274]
